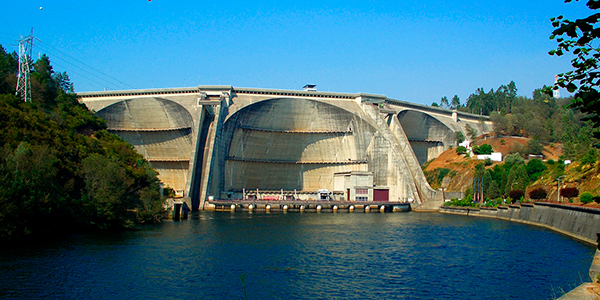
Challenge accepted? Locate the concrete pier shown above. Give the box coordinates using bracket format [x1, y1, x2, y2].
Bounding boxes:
[207, 200, 410, 213]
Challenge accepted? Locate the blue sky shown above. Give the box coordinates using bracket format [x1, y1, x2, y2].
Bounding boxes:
[0, 0, 592, 105]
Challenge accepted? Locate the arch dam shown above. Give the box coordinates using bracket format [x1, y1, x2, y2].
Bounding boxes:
[78, 86, 491, 211]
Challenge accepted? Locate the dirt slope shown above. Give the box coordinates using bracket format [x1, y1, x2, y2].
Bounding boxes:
[424, 137, 563, 192]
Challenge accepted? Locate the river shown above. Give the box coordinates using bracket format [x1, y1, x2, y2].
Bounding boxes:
[0, 211, 595, 299]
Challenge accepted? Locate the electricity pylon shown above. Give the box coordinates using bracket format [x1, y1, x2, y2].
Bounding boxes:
[15, 29, 36, 102]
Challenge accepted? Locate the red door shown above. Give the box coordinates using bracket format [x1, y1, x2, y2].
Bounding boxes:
[373, 189, 389, 201]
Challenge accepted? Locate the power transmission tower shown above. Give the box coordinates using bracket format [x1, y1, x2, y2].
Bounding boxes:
[15, 29, 36, 102]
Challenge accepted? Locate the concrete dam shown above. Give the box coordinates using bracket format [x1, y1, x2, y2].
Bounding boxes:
[78, 86, 491, 210]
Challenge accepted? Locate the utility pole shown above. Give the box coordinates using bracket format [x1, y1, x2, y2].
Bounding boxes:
[15, 29, 36, 102]
[556, 175, 566, 203]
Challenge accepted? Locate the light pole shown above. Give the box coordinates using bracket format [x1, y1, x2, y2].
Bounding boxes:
[556, 175, 566, 203]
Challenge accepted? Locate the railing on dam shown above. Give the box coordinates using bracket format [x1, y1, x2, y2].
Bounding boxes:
[107, 126, 192, 132]
[225, 156, 368, 165]
[238, 125, 352, 134]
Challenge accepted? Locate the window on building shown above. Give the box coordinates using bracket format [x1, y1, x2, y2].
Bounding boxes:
[356, 189, 368, 195]
[356, 196, 368, 201]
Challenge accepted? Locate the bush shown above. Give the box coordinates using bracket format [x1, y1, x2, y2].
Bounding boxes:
[528, 188, 547, 201]
[455, 131, 465, 144]
[456, 146, 468, 155]
[580, 192, 594, 204]
[560, 187, 579, 201]
[484, 157, 493, 166]
[444, 196, 478, 207]
[508, 190, 525, 203]
[438, 168, 450, 183]
[473, 144, 493, 155]
[594, 196, 600, 204]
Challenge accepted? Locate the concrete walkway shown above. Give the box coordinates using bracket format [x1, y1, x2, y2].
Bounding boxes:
[558, 283, 598, 300]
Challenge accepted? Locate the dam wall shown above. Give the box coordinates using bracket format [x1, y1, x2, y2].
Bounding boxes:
[78, 86, 492, 210]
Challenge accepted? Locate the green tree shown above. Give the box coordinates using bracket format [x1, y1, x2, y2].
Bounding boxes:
[0, 46, 18, 94]
[454, 131, 465, 145]
[506, 164, 528, 192]
[487, 181, 500, 199]
[490, 112, 508, 136]
[440, 96, 449, 109]
[526, 158, 547, 181]
[451, 95, 461, 109]
[465, 124, 478, 140]
[81, 154, 136, 229]
[0, 49, 165, 240]
[526, 139, 545, 155]
[504, 153, 525, 167]
[579, 148, 599, 165]
[549, 0, 600, 147]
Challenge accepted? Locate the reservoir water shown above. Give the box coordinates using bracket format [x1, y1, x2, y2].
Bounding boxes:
[0, 212, 595, 299]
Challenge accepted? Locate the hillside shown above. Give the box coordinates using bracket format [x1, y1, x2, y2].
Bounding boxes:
[424, 136, 600, 205]
[0, 50, 167, 241]
[424, 137, 562, 192]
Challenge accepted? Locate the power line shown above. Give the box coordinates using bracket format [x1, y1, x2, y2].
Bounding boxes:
[36, 44, 131, 90]
[1, 31, 136, 91]
[35, 40, 136, 90]
[49, 60, 117, 90]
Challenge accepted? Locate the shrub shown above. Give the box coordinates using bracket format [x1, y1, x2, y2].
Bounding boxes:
[473, 144, 493, 155]
[508, 190, 525, 203]
[456, 146, 468, 155]
[580, 192, 594, 204]
[455, 131, 465, 144]
[560, 187, 579, 201]
[445, 195, 478, 207]
[594, 196, 600, 204]
[484, 157, 493, 166]
[528, 188, 548, 201]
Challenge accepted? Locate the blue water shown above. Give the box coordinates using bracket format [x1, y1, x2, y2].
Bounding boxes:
[0, 212, 595, 299]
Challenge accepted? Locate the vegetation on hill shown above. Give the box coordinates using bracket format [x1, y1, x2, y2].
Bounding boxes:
[0, 46, 166, 240]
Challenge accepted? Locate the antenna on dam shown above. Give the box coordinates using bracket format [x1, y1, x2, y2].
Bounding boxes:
[15, 29, 37, 102]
